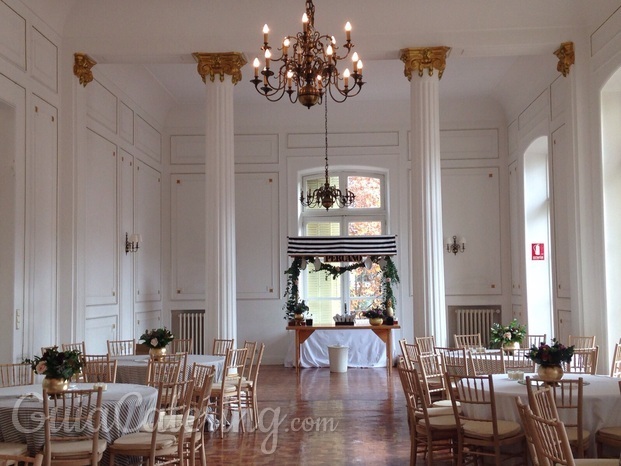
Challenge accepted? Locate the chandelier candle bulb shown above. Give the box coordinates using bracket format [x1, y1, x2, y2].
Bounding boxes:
[263, 24, 269, 44]
[343, 68, 350, 88]
[345, 22, 351, 41]
[283, 38, 290, 54]
[264, 49, 271, 68]
[303, 12, 308, 31]
[253, 58, 260, 77]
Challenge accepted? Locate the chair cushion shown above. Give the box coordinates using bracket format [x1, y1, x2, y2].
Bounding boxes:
[210, 384, 238, 395]
[140, 414, 195, 433]
[574, 460, 619, 465]
[418, 415, 459, 430]
[111, 432, 177, 450]
[463, 419, 522, 439]
[432, 399, 461, 408]
[565, 426, 591, 446]
[415, 406, 453, 417]
[49, 438, 107, 457]
[597, 426, 621, 439]
[0, 443, 28, 455]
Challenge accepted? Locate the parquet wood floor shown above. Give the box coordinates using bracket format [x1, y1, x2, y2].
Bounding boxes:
[204, 365, 413, 465]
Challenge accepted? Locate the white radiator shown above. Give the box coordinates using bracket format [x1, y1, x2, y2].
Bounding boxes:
[455, 308, 500, 347]
[176, 311, 205, 354]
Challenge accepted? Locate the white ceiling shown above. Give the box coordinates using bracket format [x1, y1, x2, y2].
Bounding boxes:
[38, 0, 621, 112]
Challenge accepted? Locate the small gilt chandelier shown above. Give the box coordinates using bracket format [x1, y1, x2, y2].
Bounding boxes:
[300, 99, 355, 210]
[250, 0, 364, 108]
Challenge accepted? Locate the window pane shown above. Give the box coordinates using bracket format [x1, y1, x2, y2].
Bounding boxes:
[348, 221, 382, 236]
[302, 176, 341, 210]
[305, 222, 340, 236]
[349, 263, 383, 312]
[348, 176, 381, 209]
[307, 299, 341, 324]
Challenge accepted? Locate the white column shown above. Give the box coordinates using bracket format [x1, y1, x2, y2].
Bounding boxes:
[193, 52, 247, 346]
[401, 47, 450, 345]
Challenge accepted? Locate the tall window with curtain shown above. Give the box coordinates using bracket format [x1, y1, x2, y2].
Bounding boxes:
[300, 171, 387, 324]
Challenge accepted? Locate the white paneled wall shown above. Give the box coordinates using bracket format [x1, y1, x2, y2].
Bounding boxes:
[171, 174, 205, 300]
[30, 96, 58, 349]
[235, 173, 279, 299]
[442, 167, 502, 296]
[85, 129, 118, 307]
[134, 160, 161, 303]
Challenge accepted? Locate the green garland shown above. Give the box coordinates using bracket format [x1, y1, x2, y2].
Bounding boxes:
[283, 256, 400, 319]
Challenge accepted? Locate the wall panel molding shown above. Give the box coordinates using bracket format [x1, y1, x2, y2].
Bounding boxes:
[31, 27, 57, 92]
[0, 1, 26, 70]
[170, 174, 205, 300]
[442, 167, 502, 296]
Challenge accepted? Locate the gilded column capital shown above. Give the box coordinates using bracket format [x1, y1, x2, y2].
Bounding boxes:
[554, 42, 574, 77]
[73, 53, 97, 87]
[400, 47, 451, 81]
[192, 52, 247, 85]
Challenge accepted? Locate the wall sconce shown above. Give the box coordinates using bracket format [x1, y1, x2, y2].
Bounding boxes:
[125, 233, 142, 254]
[446, 235, 466, 255]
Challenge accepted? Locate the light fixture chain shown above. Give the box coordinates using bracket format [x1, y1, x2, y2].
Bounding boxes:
[324, 97, 329, 184]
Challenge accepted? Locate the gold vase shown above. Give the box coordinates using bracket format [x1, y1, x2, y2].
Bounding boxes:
[42, 377, 69, 394]
[537, 364, 564, 383]
[149, 347, 167, 360]
[369, 317, 384, 326]
[502, 341, 521, 353]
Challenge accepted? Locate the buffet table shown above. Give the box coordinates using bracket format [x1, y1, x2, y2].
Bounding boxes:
[286, 324, 401, 375]
[0, 383, 157, 462]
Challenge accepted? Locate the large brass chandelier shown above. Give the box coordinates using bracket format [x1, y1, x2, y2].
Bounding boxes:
[250, 0, 364, 109]
[300, 99, 355, 210]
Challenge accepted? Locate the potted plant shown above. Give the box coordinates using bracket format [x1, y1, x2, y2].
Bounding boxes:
[25, 346, 83, 393]
[139, 327, 175, 359]
[490, 319, 527, 351]
[285, 299, 310, 325]
[364, 306, 386, 326]
[527, 338, 575, 382]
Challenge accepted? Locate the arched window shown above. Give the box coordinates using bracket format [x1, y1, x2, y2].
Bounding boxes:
[300, 171, 387, 324]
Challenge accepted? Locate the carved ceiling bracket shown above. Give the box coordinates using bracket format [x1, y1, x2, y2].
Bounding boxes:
[192, 52, 247, 85]
[400, 46, 451, 81]
[554, 42, 574, 77]
[73, 53, 97, 87]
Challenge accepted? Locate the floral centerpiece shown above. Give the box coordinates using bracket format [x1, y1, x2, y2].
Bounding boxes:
[284, 299, 310, 322]
[25, 346, 82, 392]
[527, 338, 575, 383]
[364, 306, 386, 325]
[527, 339, 574, 366]
[490, 319, 527, 349]
[139, 327, 175, 349]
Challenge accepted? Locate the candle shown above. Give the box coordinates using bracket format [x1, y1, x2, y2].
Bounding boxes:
[283, 37, 290, 55]
[263, 24, 269, 44]
[302, 13, 308, 32]
[352, 52, 359, 72]
[343, 68, 350, 88]
[345, 22, 351, 41]
[287, 70, 293, 89]
[264, 49, 271, 68]
[253, 58, 260, 78]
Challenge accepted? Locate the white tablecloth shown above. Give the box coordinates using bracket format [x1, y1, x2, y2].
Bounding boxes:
[490, 373, 621, 452]
[112, 354, 225, 384]
[0, 383, 157, 463]
[284, 328, 401, 368]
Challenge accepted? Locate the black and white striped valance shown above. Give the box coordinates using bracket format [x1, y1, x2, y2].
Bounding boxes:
[287, 235, 397, 260]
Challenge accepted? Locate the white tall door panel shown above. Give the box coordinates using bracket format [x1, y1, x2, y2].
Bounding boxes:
[0, 75, 25, 361]
[85, 129, 118, 306]
[30, 97, 58, 348]
[134, 161, 161, 303]
[551, 125, 571, 299]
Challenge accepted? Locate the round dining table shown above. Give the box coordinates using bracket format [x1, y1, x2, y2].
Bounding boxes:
[0, 382, 158, 464]
[112, 354, 225, 384]
[490, 373, 621, 453]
